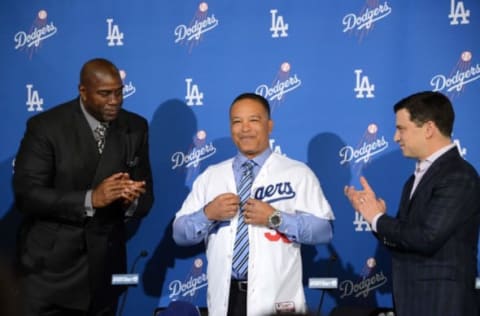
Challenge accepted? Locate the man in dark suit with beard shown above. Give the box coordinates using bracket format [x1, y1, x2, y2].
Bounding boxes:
[344, 91, 480, 316]
[13, 58, 154, 316]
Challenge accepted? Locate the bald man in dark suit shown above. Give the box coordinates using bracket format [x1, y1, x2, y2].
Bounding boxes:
[345, 91, 480, 316]
[13, 58, 154, 316]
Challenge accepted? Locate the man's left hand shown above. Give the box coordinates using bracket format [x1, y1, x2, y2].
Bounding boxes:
[242, 198, 275, 227]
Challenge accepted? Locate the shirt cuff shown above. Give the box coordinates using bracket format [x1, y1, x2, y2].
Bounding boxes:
[84, 190, 95, 217]
[371, 213, 384, 232]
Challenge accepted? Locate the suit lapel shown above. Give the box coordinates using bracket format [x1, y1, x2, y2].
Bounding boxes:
[410, 147, 458, 202]
[71, 101, 103, 184]
[397, 175, 415, 219]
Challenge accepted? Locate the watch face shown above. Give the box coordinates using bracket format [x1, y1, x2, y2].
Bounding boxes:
[271, 214, 281, 225]
[269, 212, 281, 228]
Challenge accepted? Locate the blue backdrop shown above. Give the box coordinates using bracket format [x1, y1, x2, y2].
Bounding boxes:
[1, 1, 479, 315]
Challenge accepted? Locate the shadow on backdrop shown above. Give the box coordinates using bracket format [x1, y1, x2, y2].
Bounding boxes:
[324, 148, 410, 312]
[142, 99, 201, 297]
[142, 98, 238, 303]
[304, 132, 357, 313]
[304, 134, 412, 313]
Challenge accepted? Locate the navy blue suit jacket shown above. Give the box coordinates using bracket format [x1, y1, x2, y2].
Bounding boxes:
[377, 147, 480, 316]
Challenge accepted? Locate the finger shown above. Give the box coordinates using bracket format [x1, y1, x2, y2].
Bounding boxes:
[107, 172, 126, 181]
[345, 189, 358, 202]
[344, 185, 356, 195]
[359, 176, 375, 194]
[378, 198, 387, 212]
[118, 172, 131, 180]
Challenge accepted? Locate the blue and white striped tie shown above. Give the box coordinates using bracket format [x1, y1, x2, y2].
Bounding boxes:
[232, 160, 255, 279]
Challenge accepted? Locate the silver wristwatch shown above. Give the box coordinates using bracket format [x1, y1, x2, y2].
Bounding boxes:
[268, 210, 282, 229]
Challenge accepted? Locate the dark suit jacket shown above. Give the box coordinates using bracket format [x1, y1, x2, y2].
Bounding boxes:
[377, 147, 480, 316]
[13, 98, 154, 310]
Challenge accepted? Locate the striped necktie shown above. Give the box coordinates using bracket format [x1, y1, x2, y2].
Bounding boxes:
[232, 160, 255, 279]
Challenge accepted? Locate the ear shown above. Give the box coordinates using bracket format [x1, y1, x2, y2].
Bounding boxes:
[268, 119, 273, 134]
[78, 84, 86, 102]
[424, 121, 436, 139]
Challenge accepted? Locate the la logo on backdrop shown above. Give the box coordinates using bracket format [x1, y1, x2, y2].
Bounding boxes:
[14, 9, 58, 59]
[174, 2, 219, 53]
[448, 0, 470, 25]
[25, 84, 44, 112]
[270, 8, 289, 38]
[185, 78, 204, 106]
[106, 18, 124, 47]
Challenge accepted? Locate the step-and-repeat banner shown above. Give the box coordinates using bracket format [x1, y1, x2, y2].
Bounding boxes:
[1, 1, 479, 315]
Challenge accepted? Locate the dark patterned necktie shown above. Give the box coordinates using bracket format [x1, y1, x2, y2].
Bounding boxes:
[94, 123, 108, 154]
[232, 160, 255, 279]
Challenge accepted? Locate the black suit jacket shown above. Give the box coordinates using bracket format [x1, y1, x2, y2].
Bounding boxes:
[13, 98, 154, 310]
[376, 147, 480, 316]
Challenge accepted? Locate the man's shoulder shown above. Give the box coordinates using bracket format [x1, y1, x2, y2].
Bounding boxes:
[268, 152, 309, 170]
[438, 147, 478, 177]
[204, 158, 234, 172]
[192, 158, 234, 184]
[27, 98, 78, 124]
[118, 108, 148, 127]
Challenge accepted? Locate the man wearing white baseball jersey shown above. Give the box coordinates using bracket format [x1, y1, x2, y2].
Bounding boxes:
[173, 93, 334, 316]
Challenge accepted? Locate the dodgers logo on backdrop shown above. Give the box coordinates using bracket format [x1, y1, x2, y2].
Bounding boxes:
[119, 70, 136, 99]
[14, 10, 58, 58]
[106, 18, 124, 46]
[339, 124, 389, 168]
[342, 1, 392, 41]
[26, 84, 44, 112]
[341, 124, 389, 232]
[174, 2, 219, 52]
[430, 51, 480, 98]
[270, 9, 289, 38]
[354, 69, 375, 98]
[256, 62, 302, 111]
[168, 258, 207, 301]
[449, 0, 470, 25]
[185, 78, 204, 106]
[339, 257, 389, 299]
[171, 130, 216, 170]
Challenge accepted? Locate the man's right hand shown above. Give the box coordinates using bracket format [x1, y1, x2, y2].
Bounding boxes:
[92, 172, 137, 208]
[204, 193, 240, 221]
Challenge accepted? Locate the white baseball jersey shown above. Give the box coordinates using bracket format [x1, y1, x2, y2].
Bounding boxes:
[175, 152, 334, 316]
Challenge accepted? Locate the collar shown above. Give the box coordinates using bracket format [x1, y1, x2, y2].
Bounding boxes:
[79, 98, 109, 131]
[415, 143, 456, 174]
[233, 148, 272, 172]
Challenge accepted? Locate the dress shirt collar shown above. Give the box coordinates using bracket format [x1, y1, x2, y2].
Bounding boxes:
[233, 148, 272, 173]
[415, 143, 456, 176]
[79, 98, 109, 131]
